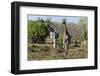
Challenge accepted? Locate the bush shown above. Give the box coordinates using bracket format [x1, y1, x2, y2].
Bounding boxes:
[56, 36, 63, 49]
[28, 20, 49, 43]
[81, 40, 87, 48]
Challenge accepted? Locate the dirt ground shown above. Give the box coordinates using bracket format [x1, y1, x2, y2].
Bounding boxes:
[28, 44, 88, 61]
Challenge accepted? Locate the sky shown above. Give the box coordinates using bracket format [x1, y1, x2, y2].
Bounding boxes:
[28, 15, 82, 24]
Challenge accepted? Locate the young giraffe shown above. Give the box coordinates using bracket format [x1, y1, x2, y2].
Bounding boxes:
[62, 19, 71, 55]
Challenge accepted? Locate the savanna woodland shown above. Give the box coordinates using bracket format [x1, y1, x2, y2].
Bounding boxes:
[28, 16, 88, 61]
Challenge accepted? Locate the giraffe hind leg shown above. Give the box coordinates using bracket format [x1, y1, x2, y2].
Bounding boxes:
[65, 41, 69, 55]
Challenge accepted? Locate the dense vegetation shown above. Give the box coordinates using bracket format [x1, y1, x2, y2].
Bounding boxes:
[28, 20, 49, 43]
[28, 17, 87, 44]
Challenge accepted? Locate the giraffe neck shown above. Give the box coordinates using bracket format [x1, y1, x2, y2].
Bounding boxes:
[63, 24, 69, 36]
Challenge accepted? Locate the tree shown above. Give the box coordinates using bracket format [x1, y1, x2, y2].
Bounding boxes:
[28, 20, 34, 43]
[79, 17, 88, 40]
[28, 20, 49, 43]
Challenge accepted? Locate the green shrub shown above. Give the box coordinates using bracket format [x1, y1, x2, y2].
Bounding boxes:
[56, 36, 63, 49]
[28, 20, 49, 43]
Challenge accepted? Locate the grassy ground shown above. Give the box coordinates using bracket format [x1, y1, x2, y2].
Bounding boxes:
[28, 44, 88, 61]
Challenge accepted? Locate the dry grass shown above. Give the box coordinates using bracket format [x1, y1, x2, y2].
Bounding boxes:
[28, 44, 88, 61]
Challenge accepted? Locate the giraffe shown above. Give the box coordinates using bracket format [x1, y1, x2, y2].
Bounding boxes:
[46, 23, 59, 48]
[62, 19, 71, 55]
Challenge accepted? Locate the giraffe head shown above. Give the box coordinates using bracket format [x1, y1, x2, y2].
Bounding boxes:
[62, 18, 66, 25]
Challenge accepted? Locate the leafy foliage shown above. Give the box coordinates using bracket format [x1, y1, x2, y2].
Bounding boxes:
[28, 20, 49, 43]
[56, 35, 63, 49]
[79, 17, 88, 40]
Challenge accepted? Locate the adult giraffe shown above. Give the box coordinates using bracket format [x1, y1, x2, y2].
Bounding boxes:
[62, 19, 71, 55]
[46, 22, 59, 48]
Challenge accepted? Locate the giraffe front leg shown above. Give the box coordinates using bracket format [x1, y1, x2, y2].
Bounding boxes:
[64, 41, 68, 56]
[63, 38, 65, 49]
[53, 39, 56, 48]
[66, 41, 69, 54]
[64, 43, 66, 56]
